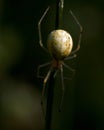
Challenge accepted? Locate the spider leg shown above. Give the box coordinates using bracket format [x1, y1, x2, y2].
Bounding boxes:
[41, 66, 53, 105]
[38, 6, 50, 52]
[64, 54, 77, 61]
[69, 10, 83, 55]
[63, 62, 75, 79]
[37, 61, 52, 78]
[59, 65, 65, 112]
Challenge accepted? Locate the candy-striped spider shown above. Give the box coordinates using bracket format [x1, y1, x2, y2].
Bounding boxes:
[37, 7, 83, 108]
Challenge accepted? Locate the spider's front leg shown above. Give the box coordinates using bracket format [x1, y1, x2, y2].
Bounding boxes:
[39, 65, 53, 117]
[59, 65, 65, 112]
[41, 66, 53, 104]
[38, 7, 50, 52]
[63, 62, 75, 79]
[37, 61, 51, 79]
[59, 62, 75, 111]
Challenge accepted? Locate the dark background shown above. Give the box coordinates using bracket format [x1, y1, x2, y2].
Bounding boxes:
[0, 0, 104, 130]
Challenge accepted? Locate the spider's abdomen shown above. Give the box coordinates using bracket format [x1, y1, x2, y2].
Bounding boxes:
[47, 29, 73, 60]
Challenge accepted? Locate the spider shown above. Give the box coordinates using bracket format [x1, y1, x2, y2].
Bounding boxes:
[37, 7, 83, 109]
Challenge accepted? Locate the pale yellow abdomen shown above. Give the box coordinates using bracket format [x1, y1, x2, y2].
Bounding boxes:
[47, 29, 73, 60]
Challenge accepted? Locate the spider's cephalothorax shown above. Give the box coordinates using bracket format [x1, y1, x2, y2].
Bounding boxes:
[47, 29, 73, 60]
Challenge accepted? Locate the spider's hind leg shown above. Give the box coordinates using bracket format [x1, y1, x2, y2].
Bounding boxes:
[38, 7, 50, 52]
[64, 54, 77, 61]
[69, 10, 83, 55]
